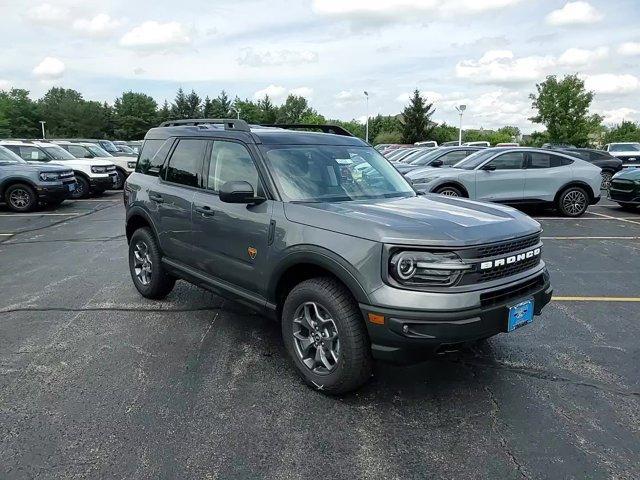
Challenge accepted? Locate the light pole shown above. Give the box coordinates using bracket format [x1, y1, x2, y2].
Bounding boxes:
[455, 105, 466, 146]
[364, 91, 369, 144]
[229, 108, 241, 119]
[39, 121, 46, 139]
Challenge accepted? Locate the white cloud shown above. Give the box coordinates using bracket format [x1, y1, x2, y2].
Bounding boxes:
[558, 46, 608, 66]
[618, 42, 640, 56]
[546, 1, 603, 26]
[289, 87, 314, 98]
[456, 50, 555, 84]
[32, 57, 65, 79]
[25, 3, 68, 25]
[0, 79, 11, 91]
[585, 74, 640, 94]
[396, 91, 443, 104]
[120, 21, 191, 49]
[599, 107, 638, 125]
[237, 48, 318, 67]
[73, 14, 122, 37]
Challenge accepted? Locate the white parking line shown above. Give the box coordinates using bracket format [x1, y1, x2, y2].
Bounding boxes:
[0, 213, 80, 217]
[0, 233, 13, 236]
[68, 199, 120, 203]
[590, 211, 640, 226]
[535, 216, 640, 220]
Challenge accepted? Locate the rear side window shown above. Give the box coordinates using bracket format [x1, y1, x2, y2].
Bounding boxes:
[487, 152, 525, 170]
[528, 152, 562, 169]
[136, 139, 172, 176]
[439, 150, 470, 165]
[18, 146, 49, 161]
[67, 145, 91, 158]
[164, 139, 206, 187]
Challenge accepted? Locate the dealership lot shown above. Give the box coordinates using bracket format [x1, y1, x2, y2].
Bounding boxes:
[1, 193, 639, 479]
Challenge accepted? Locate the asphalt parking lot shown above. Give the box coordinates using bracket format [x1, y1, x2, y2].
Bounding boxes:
[1, 193, 639, 479]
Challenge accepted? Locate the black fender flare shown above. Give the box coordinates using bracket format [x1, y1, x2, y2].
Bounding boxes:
[267, 245, 371, 306]
[125, 206, 159, 243]
[0, 176, 39, 197]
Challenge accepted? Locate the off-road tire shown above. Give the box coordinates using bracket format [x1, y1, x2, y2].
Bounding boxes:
[128, 227, 176, 299]
[71, 175, 90, 199]
[5, 183, 37, 212]
[282, 277, 373, 394]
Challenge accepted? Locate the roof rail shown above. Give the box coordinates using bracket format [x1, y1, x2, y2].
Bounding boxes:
[260, 124, 354, 137]
[159, 118, 250, 132]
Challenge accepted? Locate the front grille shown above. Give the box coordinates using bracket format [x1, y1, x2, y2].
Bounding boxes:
[106, 165, 116, 172]
[480, 274, 545, 307]
[59, 171, 75, 179]
[480, 255, 541, 282]
[611, 180, 634, 192]
[475, 234, 540, 258]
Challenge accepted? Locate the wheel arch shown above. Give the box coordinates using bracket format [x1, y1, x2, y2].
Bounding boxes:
[554, 180, 596, 203]
[268, 247, 371, 318]
[431, 181, 469, 197]
[125, 207, 159, 244]
[0, 177, 38, 198]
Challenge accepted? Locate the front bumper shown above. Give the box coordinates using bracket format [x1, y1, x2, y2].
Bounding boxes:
[360, 269, 552, 363]
[35, 182, 77, 201]
[90, 174, 118, 190]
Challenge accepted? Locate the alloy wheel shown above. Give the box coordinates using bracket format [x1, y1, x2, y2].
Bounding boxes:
[9, 188, 31, 209]
[133, 241, 153, 285]
[292, 302, 340, 375]
[439, 188, 460, 197]
[563, 190, 587, 216]
[601, 171, 613, 190]
[72, 180, 86, 199]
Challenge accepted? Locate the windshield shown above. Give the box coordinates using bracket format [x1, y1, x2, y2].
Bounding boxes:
[409, 149, 444, 165]
[118, 145, 135, 154]
[0, 146, 26, 164]
[264, 145, 415, 202]
[610, 143, 640, 152]
[87, 145, 111, 157]
[99, 140, 118, 153]
[453, 149, 497, 170]
[43, 145, 76, 160]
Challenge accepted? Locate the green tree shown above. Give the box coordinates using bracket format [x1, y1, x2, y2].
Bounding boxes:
[210, 90, 232, 118]
[373, 131, 403, 145]
[257, 95, 277, 124]
[276, 95, 315, 123]
[529, 74, 602, 147]
[431, 122, 458, 144]
[0, 88, 40, 137]
[603, 121, 640, 144]
[157, 100, 172, 124]
[185, 90, 202, 118]
[202, 96, 213, 117]
[113, 92, 158, 140]
[171, 88, 190, 119]
[401, 89, 435, 144]
[38, 87, 110, 137]
[231, 97, 262, 123]
[368, 114, 403, 142]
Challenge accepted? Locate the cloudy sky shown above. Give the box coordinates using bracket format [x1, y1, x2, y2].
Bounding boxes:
[2, 0, 639, 132]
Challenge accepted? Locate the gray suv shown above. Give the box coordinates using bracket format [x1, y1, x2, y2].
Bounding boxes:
[125, 119, 553, 394]
[0, 145, 76, 211]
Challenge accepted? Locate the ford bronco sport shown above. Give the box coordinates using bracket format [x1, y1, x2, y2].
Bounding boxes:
[124, 119, 552, 394]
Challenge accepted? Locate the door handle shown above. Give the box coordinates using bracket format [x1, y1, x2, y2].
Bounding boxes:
[194, 205, 215, 217]
[149, 193, 164, 203]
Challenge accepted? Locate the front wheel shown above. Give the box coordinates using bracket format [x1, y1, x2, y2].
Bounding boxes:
[128, 227, 176, 299]
[557, 187, 589, 217]
[114, 169, 126, 190]
[282, 277, 373, 394]
[5, 184, 37, 212]
[601, 170, 613, 190]
[434, 185, 464, 197]
[71, 176, 90, 199]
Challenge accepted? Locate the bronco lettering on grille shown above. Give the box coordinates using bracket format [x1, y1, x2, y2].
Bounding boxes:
[479, 248, 541, 270]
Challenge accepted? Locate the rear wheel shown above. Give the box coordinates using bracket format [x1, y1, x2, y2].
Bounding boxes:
[71, 176, 90, 199]
[282, 277, 373, 394]
[114, 169, 126, 190]
[601, 170, 614, 190]
[434, 185, 464, 197]
[128, 227, 176, 299]
[5, 184, 37, 212]
[557, 186, 589, 217]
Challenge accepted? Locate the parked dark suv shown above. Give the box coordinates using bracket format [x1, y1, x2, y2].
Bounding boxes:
[125, 119, 553, 394]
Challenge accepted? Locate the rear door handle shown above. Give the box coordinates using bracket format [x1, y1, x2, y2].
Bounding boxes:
[194, 205, 215, 217]
[149, 193, 164, 203]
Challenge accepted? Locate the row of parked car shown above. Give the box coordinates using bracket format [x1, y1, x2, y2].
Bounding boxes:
[380, 143, 640, 216]
[0, 138, 141, 212]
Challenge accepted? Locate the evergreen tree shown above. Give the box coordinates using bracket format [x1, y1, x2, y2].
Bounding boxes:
[257, 95, 277, 124]
[185, 89, 202, 118]
[210, 90, 232, 117]
[157, 100, 171, 123]
[0, 88, 40, 137]
[203, 96, 214, 117]
[171, 87, 190, 119]
[113, 91, 158, 140]
[401, 89, 435, 144]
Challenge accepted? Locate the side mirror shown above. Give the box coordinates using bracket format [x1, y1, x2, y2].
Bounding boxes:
[482, 164, 496, 171]
[219, 181, 264, 204]
[431, 159, 443, 167]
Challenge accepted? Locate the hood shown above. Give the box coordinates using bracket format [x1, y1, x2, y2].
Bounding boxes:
[406, 166, 460, 180]
[60, 158, 114, 167]
[283, 195, 540, 246]
[8, 162, 72, 173]
[108, 155, 136, 162]
[613, 168, 640, 180]
[394, 164, 420, 174]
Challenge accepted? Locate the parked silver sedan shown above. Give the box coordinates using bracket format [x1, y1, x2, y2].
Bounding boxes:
[406, 147, 602, 217]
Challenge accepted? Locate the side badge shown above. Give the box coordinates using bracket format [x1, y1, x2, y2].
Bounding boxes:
[247, 247, 258, 260]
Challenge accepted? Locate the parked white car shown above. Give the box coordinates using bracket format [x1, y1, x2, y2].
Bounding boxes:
[0, 140, 118, 198]
[406, 147, 602, 217]
[53, 140, 136, 189]
[604, 142, 640, 166]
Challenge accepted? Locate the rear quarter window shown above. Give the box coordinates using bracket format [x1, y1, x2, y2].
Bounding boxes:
[136, 139, 172, 176]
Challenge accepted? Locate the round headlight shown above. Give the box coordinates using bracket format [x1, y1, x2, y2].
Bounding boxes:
[392, 252, 417, 280]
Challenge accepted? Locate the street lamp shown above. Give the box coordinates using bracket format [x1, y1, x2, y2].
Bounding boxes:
[39, 121, 46, 139]
[228, 108, 241, 119]
[364, 91, 369, 144]
[455, 105, 466, 146]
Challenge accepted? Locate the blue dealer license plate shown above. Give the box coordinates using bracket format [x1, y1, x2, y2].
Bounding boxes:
[507, 299, 534, 332]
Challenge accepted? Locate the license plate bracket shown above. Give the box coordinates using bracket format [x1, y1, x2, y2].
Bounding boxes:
[507, 299, 534, 332]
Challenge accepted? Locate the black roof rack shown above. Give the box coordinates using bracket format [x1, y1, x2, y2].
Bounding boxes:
[259, 124, 354, 137]
[159, 118, 250, 132]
